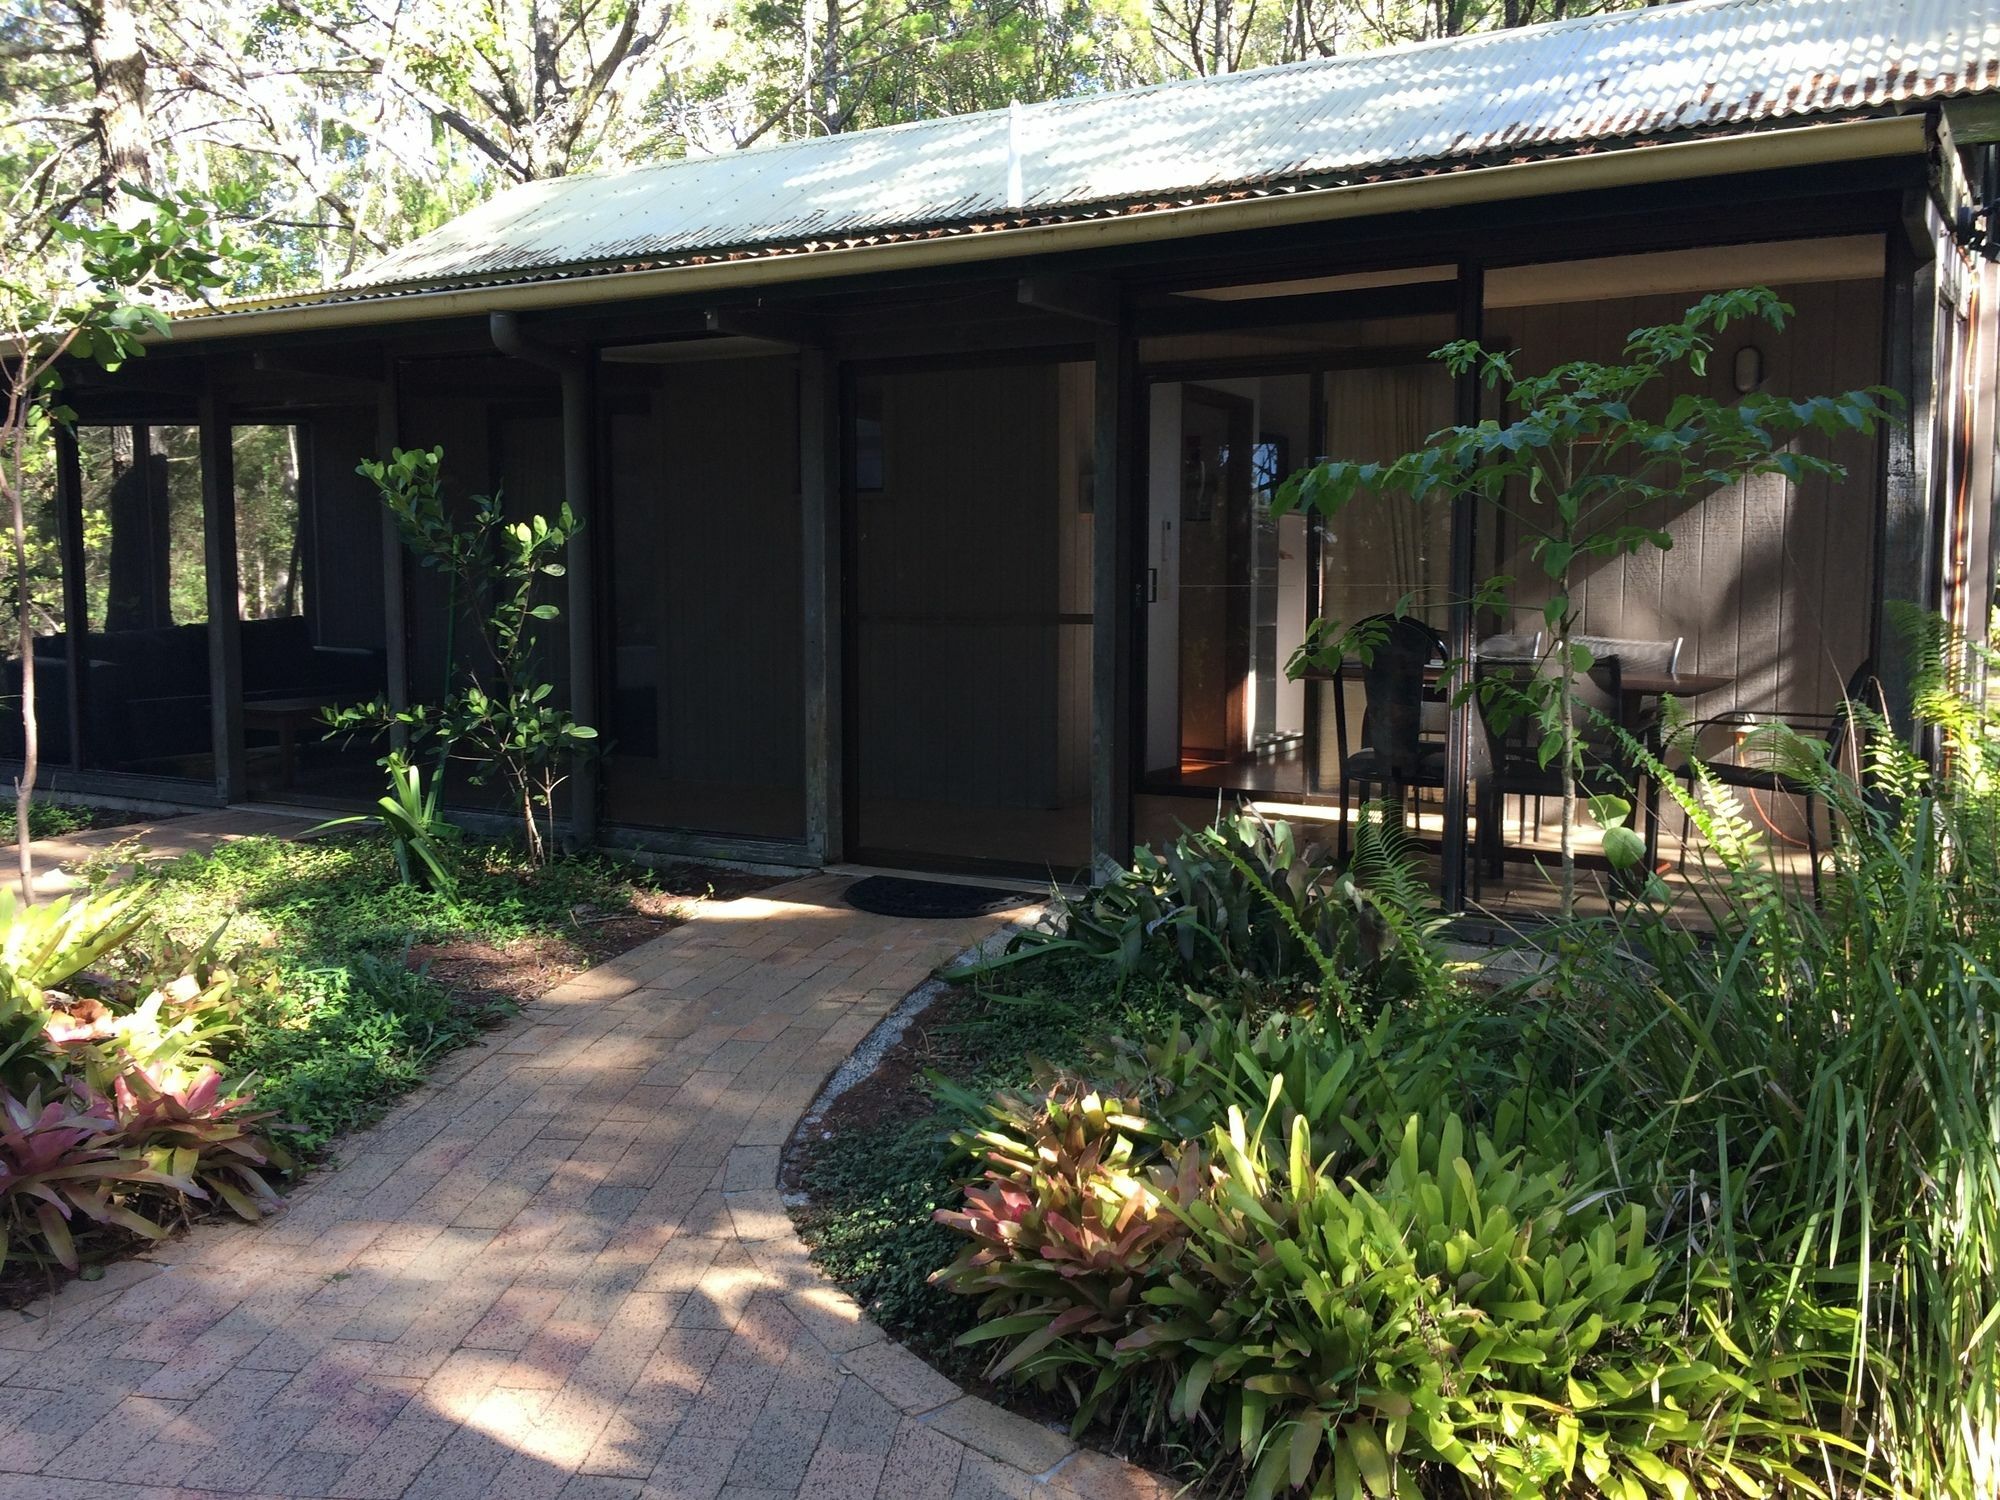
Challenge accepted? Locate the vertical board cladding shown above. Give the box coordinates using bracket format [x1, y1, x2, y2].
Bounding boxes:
[601, 354, 806, 841]
[392, 357, 565, 815]
[1490, 279, 1883, 721]
[493, 404, 571, 706]
[856, 361, 1056, 809]
[305, 406, 387, 651]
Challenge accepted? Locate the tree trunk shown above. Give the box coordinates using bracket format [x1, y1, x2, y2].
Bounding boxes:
[11, 460, 36, 903]
[816, 0, 842, 134]
[79, 0, 153, 221]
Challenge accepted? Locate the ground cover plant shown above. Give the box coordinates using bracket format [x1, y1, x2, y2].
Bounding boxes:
[786, 951, 1196, 1373]
[0, 798, 146, 841]
[125, 832, 706, 1151]
[796, 660, 2000, 1497]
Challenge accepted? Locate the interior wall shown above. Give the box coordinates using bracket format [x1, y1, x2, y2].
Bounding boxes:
[1488, 279, 1884, 720]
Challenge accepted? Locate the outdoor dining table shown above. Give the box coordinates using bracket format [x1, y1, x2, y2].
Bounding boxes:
[1307, 658, 1738, 870]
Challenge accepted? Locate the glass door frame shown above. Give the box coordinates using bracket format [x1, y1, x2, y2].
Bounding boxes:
[1126, 321, 1485, 907]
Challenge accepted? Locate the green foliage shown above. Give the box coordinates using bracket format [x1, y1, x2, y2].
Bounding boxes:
[788, 1117, 987, 1365]
[992, 812, 1447, 1012]
[1524, 622, 2000, 1500]
[934, 1003, 1839, 1496]
[328, 446, 597, 866]
[0, 802, 92, 842]
[229, 956, 477, 1152]
[790, 953, 1196, 1371]
[909, 661, 2000, 1495]
[311, 752, 457, 893]
[0, 880, 293, 1273]
[1275, 288, 1899, 914]
[132, 833, 658, 1151]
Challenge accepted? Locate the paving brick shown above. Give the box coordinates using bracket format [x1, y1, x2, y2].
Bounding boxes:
[463, 1285, 566, 1351]
[923, 1399, 1072, 1476]
[638, 1432, 738, 1500]
[326, 1408, 456, 1499]
[873, 1418, 964, 1500]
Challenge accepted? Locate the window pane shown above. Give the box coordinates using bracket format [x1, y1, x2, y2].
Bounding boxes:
[74, 425, 213, 779]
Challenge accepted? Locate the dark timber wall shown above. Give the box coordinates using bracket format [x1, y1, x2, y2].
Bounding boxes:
[1491, 279, 1885, 720]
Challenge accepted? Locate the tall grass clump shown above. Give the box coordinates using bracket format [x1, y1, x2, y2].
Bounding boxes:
[1538, 621, 2000, 1497]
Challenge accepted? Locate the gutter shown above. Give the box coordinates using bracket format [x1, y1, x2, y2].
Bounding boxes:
[161, 115, 1927, 343]
[488, 311, 600, 849]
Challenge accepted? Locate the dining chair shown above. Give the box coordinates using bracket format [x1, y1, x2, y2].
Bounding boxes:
[1330, 613, 1450, 861]
[1572, 634, 1684, 864]
[1673, 661, 1886, 904]
[1474, 630, 1547, 839]
[1572, 633, 1683, 675]
[1470, 651, 1647, 892]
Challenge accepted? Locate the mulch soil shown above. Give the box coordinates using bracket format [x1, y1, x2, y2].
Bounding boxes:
[408, 863, 781, 1013]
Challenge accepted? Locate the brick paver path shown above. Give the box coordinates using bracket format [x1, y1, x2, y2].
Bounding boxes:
[0, 874, 1168, 1500]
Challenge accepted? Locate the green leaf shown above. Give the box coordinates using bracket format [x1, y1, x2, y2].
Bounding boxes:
[1601, 825, 1647, 870]
[1349, 1423, 1393, 1498]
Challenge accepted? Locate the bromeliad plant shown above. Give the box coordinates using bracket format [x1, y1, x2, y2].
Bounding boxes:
[932, 1005, 1840, 1497]
[0, 1087, 191, 1271]
[991, 812, 1447, 1012]
[1274, 288, 1897, 914]
[326, 445, 597, 867]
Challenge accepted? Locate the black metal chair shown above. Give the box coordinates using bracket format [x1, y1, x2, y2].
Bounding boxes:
[1330, 614, 1449, 860]
[1473, 631, 1546, 842]
[1471, 651, 1647, 889]
[1673, 661, 1886, 904]
[1571, 634, 1684, 867]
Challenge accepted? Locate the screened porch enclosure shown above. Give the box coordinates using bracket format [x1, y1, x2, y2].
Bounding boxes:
[847, 359, 1094, 876]
[4, 412, 389, 798]
[1136, 238, 1891, 890]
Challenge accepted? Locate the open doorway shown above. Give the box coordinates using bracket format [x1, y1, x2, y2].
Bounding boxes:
[1144, 375, 1313, 798]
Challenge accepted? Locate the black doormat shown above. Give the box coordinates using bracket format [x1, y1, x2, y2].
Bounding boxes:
[844, 875, 1034, 919]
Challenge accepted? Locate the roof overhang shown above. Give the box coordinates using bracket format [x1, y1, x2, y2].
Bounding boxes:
[152, 113, 1931, 347]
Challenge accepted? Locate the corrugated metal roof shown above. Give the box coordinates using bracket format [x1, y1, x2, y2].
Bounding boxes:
[340, 0, 2000, 296]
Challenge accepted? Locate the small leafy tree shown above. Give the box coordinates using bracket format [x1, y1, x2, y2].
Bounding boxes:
[1276, 288, 1897, 916]
[327, 446, 596, 867]
[0, 187, 233, 901]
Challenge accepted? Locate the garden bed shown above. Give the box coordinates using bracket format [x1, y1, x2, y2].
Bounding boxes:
[2, 798, 161, 842]
[786, 800, 2000, 1499]
[784, 952, 1200, 1480]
